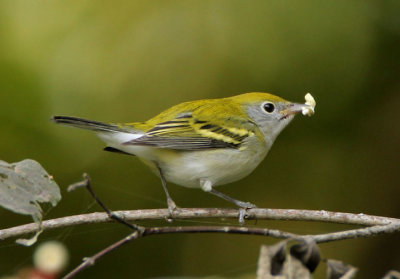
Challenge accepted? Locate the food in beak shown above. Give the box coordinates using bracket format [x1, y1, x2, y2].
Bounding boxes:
[302, 93, 316, 116]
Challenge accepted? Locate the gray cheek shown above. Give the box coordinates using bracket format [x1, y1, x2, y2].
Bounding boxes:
[258, 116, 295, 145]
[247, 106, 273, 123]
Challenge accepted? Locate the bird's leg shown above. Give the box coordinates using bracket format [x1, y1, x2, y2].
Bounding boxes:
[208, 188, 257, 209]
[200, 181, 256, 224]
[200, 180, 257, 209]
[156, 164, 177, 216]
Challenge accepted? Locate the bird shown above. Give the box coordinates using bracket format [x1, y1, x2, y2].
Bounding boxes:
[52, 92, 315, 212]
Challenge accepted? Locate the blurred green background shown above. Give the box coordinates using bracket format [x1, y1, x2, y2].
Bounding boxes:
[0, 0, 399, 278]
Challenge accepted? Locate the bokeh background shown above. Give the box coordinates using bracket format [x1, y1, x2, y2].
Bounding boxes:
[1, 0, 399, 278]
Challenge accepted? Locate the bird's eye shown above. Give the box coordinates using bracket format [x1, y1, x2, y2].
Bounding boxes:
[263, 102, 275, 113]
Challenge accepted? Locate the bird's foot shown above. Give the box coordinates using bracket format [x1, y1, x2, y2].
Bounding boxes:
[165, 198, 178, 223]
[237, 202, 257, 224]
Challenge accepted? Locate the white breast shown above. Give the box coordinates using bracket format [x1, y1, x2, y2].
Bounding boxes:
[155, 137, 269, 188]
[97, 131, 270, 189]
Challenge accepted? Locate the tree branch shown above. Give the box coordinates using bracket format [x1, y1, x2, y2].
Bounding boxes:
[61, 221, 400, 279]
[1, 208, 399, 242]
[3, 175, 397, 279]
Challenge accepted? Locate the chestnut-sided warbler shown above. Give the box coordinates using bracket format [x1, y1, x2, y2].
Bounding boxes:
[52, 92, 315, 212]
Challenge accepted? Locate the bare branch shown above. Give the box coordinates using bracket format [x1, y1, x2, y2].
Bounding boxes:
[64, 231, 141, 279]
[15, 176, 397, 279]
[61, 222, 400, 278]
[1, 208, 399, 242]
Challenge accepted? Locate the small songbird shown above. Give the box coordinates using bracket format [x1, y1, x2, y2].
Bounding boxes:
[52, 92, 315, 212]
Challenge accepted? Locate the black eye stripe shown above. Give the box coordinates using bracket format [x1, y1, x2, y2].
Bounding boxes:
[263, 102, 275, 113]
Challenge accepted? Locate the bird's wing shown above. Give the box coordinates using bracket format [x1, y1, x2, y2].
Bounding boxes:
[122, 102, 259, 150]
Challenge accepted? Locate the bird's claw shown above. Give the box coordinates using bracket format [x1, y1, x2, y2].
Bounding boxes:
[165, 199, 178, 222]
[238, 202, 257, 224]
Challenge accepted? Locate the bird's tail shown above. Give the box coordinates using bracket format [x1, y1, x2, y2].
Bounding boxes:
[51, 116, 128, 133]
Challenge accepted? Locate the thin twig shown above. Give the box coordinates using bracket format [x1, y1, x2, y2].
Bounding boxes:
[63, 226, 297, 278]
[144, 223, 400, 242]
[62, 222, 400, 278]
[69, 173, 140, 231]
[64, 231, 141, 279]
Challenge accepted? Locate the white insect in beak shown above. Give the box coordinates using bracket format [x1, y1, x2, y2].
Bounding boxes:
[280, 93, 316, 119]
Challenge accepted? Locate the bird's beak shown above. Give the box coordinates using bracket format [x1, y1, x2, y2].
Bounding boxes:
[279, 103, 314, 120]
